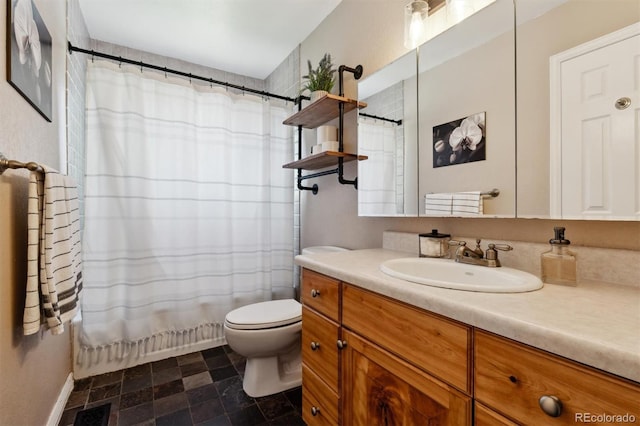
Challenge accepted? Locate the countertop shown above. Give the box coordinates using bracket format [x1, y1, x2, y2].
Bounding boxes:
[295, 248, 640, 383]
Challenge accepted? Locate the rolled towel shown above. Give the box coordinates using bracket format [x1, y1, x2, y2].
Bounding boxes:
[425, 193, 453, 215]
[452, 191, 483, 215]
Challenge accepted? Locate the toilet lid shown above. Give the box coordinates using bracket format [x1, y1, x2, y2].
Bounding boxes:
[225, 299, 302, 330]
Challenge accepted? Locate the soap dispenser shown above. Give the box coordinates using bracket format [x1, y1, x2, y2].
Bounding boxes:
[541, 226, 577, 286]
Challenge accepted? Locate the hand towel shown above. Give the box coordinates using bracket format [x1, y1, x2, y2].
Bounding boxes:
[23, 166, 83, 335]
[452, 191, 483, 215]
[24, 169, 45, 334]
[425, 193, 453, 215]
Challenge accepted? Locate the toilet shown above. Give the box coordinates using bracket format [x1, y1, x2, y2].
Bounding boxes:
[223, 245, 349, 397]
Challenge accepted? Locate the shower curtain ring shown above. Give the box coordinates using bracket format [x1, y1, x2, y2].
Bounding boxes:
[119, 56, 122, 68]
[164, 67, 168, 78]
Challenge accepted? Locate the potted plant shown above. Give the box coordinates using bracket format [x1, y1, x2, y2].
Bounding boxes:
[302, 53, 336, 102]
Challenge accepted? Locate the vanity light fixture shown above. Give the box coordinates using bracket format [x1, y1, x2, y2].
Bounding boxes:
[446, 0, 475, 24]
[404, 0, 429, 49]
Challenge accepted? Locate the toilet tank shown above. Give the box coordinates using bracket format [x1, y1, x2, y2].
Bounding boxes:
[301, 246, 350, 255]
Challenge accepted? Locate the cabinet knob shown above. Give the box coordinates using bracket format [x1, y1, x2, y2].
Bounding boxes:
[539, 395, 563, 417]
[337, 339, 347, 350]
[310, 341, 320, 351]
[311, 289, 320, 298]
[311, 406, 320, 416]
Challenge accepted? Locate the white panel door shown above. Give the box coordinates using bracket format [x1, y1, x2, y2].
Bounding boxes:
[559, 33, 640, 220]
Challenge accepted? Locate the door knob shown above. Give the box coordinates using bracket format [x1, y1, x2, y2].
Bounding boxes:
[311, 289, 320, 298]
[615, 97, 631, 110]
[310, 341, 320, 351]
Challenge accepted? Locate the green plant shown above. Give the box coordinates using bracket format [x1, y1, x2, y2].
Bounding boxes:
[301, 53, 336, 94]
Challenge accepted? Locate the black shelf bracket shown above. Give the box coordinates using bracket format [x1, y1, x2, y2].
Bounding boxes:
[293, 95, 320, 194]
[336, 64, 363, 190]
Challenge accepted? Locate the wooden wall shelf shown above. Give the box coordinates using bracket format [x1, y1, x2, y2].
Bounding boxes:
[283, 94, 367, 129]
[283, 151, 368, 171]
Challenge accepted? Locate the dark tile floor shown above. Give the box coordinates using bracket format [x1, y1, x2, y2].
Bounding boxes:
[59, 345, 305, 426]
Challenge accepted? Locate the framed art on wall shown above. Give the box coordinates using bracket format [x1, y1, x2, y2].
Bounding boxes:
[7, 0, 52, 121]
[432, 112, 486, 168]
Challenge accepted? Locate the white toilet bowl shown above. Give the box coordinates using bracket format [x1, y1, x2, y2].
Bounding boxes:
[223, 299, 302, 397]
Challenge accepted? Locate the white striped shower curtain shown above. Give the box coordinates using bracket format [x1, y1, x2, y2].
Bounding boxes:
[79, 61, 294, 365]
[357, 117, 400, 216]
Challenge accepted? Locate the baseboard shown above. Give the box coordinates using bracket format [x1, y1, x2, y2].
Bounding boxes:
[47, 372, 74, 426]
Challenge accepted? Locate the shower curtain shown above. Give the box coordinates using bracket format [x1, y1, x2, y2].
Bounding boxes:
[358, 117, 399, 215]
[79, 61, 294, 364]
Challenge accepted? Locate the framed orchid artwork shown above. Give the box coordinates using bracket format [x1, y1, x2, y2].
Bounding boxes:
[7, 0, 52, 121]
[432, 112, 486, 168]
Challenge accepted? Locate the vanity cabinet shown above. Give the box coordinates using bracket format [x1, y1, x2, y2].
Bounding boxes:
[300, 269, 342, 425]
[474, 330, 640, 425]
[301, 269, 473, 424]
[300, 268, 640, 425]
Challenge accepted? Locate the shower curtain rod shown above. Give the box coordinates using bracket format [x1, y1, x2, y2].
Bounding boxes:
[67, 42, 302, 104]
[359, 112, 402, 126]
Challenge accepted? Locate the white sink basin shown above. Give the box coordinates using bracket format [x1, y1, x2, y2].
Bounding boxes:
[380, 257, 543, 293]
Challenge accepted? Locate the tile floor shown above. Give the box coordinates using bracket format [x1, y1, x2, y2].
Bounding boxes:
[59, 345, 305, 426]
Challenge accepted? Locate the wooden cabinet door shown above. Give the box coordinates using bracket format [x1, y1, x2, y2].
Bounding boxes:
[302, 306, 340, 392]
[302, 364, 339, 426]
[475, 330, 640, 425]
[301, 269, 341, 321]
[342, 330, 471, 426]
[342, 284, 471, 393]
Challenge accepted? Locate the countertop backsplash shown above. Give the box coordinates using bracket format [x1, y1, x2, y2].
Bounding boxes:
[383, 231, 640, 288]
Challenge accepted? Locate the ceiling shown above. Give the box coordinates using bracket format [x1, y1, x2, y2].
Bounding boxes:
[78, 0, 343, 80]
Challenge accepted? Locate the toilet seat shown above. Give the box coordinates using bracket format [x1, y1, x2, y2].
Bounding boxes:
[225, 299, 301, 330]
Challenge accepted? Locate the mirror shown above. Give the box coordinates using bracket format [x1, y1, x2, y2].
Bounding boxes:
[417, 0, 516, 217]
[516, 0, 640, 220]
[358, 51, 419, 216]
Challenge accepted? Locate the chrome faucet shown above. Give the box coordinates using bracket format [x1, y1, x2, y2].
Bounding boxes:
[448, 239, 513, 267]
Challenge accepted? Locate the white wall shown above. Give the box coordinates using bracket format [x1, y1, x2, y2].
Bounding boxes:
[0, 1, 72, 425]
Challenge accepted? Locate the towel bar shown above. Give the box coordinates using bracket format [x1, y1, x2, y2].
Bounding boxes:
[0, 152, 43, 175]
[482, 189, 500, 198]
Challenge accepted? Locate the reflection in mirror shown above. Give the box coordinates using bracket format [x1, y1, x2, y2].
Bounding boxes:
[516, 0, 640, 220]
[418, 0, 516, 217]
[358, 51, 418, 216]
